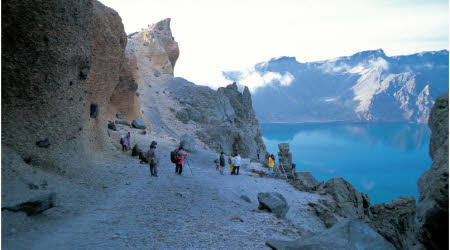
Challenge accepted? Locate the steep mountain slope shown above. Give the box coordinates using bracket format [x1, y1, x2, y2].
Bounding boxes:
[224, 49, 448, 123]
[126, 19, 266, 160]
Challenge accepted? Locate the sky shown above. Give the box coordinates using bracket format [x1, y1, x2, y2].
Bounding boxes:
[100, 0, 448, 89]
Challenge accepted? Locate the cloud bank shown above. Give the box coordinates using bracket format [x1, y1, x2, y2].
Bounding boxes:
[223, 67, 294, 92]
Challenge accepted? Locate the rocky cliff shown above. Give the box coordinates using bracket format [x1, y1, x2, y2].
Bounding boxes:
[417, 92, 449, 249]
[1, 0, 146, 174]
[126, 20, 266, 160]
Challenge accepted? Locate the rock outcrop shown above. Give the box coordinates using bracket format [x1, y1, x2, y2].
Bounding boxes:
[417, 92, 449, 249]
[1, 0, 147, 173]
[126, 18, 179, 76]
[317, 177, 372, 220]
[308, 200, 339, 228]
[266, 219, 395, 250]
[369, 197, 419, 249]
[126, 20, 266, 160]
[278, 143, 292, 170]
[180, 134, 196, 152]
[293, 171, 319, 191]
[183, 83, 266, 159]
[2, 193, 56, 216]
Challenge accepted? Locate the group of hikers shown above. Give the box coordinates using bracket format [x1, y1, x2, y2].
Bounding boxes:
[143, 140, 188, 178]
[214, 152, 242, 175]
[120, 135, 293, 178]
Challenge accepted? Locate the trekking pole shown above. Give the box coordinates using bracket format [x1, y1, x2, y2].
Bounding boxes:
[185, 156, 194, 176]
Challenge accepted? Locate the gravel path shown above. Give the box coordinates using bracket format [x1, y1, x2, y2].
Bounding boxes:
[3, 139, 327, 249]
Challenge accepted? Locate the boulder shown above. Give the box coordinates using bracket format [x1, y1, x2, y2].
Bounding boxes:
[320, 177, 371, 220]
[2, 192, 56, 216]
[131, 119, 147, 129]
[266, 219, 395, 250]
[132, 144, 142, 157]
[107, 121, 120, 131]
[175, 110, 190, 124]
[139, 151, 148, 163]
[308, 200, 339, 228]
[257, 192, 289, 219]
[180, 134, 196, 152]
[240, 195, 252, 203]
[115, 120, 131, 126]
[369, 197, 420, 249]
[293, 171, 319, 191]
[417, 92, 449, 250]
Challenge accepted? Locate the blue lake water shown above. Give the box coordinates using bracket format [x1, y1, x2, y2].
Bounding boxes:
[261, 122, 432, 204]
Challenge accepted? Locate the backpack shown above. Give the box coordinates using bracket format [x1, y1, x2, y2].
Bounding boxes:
[228, 158, 232, 164]
[170, 150, 178, 163]
[214, 159, 219, 164]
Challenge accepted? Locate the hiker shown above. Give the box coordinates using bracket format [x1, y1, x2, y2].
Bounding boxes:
[232, 153, 241, 175]
[214, 156, 220, 171]
[126, 132, 132, 151]
[228, 154, 234, 175]
[175, 147, 187, 175]
[120, 135, 127, 151]
[146, 141, 158, 177]
[268, 154, 275, 176]
[219, 152, 226, 175]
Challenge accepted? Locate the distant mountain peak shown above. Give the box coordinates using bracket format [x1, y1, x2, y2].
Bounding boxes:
[224, 49, 448, 124]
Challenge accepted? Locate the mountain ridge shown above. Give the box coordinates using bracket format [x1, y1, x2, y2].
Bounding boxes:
[224, 49, 448, 123]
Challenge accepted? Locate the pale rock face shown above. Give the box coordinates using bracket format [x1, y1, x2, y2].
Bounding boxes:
[126, 20, 266, 161]
[127, 18, 179, 76]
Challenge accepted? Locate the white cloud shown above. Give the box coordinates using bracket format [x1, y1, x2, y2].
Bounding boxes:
[279, 72, 294, 86]
[100, 0, 448, 87]
[230, 67, 295, 92]
[318, 62, 352, 73]
[370, 57, 390, 70]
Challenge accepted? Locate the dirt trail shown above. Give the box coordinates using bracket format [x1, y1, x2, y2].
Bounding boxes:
[3, 139, 327, 249]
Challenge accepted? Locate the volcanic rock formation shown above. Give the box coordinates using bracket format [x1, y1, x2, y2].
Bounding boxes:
[126, 19, 266, 160]
[417, 92, 449, 249]
[2, 0, 147, 173]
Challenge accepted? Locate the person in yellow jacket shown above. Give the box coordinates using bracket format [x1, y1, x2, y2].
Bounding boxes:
[268, 154, 275, 176]
[228, 155, 234, 175]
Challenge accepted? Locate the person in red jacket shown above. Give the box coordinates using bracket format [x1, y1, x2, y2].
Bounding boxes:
[175, 147, 187, 175]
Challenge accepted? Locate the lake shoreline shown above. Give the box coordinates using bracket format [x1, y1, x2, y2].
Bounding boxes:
[261, 122, 431, 204]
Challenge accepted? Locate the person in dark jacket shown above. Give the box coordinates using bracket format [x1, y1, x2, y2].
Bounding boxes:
[219, 152, 226, 175]
[146, 141, 158, 177]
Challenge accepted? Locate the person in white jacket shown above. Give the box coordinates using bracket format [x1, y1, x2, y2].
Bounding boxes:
[232, 153, 241, 175]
